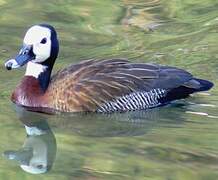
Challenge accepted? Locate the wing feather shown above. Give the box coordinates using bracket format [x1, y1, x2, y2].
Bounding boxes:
[48, 59, 193, 112]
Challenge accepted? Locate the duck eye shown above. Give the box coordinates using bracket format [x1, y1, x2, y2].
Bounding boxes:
[40, 38, 47, 44]
[36, 164, 43, 169]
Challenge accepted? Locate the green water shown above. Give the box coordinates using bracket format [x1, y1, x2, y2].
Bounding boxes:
[0, 0, 218, 179]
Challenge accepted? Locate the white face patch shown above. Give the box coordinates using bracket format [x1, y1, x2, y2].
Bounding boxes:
[24, 25, 51, 63]
[25, 125, 46, 136]
[21, 164, 47, 174]
[25, 61, 47, 78]
[20, 136, 47, 174]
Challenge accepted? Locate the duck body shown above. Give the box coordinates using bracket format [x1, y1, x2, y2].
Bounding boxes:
[5, 24, 213, 114]
[11, 59, 213, 113]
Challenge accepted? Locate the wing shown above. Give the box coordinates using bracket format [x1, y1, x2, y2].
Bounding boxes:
[47, 59, 193, 112]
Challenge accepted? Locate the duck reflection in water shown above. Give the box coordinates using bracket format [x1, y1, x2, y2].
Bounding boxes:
[3, 103, 188, 174]
[3, 106, 56, 174]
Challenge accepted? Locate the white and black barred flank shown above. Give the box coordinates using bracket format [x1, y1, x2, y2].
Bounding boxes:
[96, 89, 166, 113]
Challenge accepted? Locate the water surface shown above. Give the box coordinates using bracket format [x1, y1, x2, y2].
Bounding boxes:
[0, 0, 218, 179]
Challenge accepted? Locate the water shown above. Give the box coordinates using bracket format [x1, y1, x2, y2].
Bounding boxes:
[0, 0, 218, 179]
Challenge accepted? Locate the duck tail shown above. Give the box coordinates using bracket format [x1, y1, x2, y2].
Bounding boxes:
[192, 78, 214, 92]
[159, 78, 213, 104]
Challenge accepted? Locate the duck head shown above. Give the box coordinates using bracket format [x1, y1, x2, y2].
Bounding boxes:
[5, 24, 59, 90]
[5, 24, 59, 70]
[3, 107, 57, 174]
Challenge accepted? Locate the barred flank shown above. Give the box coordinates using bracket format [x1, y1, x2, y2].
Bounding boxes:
[97, 89, 166, 113]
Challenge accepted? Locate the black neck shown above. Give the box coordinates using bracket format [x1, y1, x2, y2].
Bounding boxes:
[36, 24, 59, 92]
[38, 66, 52, 92]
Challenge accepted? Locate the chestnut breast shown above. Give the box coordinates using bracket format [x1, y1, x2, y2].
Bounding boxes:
[12, 76, 49, 109]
